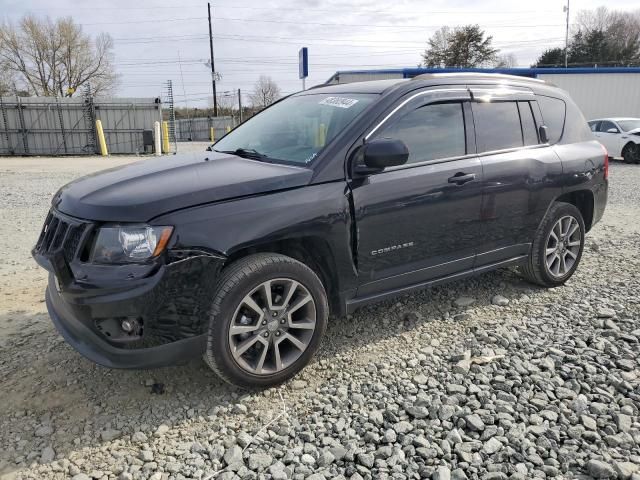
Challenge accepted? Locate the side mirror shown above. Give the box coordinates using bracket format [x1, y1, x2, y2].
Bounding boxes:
[206, 145, 212, 151]
[606, 128, 619, 134]
[354, 138, 409, 175]
[538, 125, 549, 144]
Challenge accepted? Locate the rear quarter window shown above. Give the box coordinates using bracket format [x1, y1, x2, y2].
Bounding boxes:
[472, 101, 523, 152]
[536, 95, 565, 144]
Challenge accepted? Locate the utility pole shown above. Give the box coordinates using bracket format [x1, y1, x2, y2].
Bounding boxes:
[208, 2, 218, 116]
[238, 89, 243, 123]
[564, 0, 570, 68]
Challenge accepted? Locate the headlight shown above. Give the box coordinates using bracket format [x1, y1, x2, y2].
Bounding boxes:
[91, 225, 173, 264]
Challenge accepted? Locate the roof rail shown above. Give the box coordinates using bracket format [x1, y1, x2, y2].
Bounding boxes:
[411, 72, 546, 83]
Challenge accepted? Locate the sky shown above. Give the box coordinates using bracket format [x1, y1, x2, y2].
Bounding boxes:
[2, 0, 639, 107]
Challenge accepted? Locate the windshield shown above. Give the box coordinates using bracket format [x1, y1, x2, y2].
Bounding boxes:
[617, 119, 640, 132]
[213, 93, 377, 164]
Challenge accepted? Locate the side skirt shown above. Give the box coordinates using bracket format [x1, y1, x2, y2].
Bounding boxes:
[344, 255, 527, 314]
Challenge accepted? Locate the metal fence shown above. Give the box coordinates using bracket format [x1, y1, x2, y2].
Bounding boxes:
[0, 95, 163, 156]
[175, 116, 235, 142]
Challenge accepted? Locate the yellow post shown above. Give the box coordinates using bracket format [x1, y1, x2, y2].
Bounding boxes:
[210, 127, 215, 143]
[315, 123, 327, 148]
[226, 125, 231, 134]
[95, 120, 108, 156]
[161, 121, 170, 153]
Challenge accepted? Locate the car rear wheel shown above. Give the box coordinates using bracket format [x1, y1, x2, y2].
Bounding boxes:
[622, 143, 640, 164]
[204, 253, 328, 388]
[521, 202, 585, 288]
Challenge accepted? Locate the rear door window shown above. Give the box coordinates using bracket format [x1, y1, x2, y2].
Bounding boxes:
[518, 101, 539, 146]
[472, 101, 523, 153]
[536, 95, 566, 144]
[598, 120, 618, 133]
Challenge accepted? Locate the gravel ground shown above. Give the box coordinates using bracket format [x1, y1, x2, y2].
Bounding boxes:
[0, 153, 638, 480]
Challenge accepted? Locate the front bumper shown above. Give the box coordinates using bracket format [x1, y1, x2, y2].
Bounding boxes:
[46, 283, 207, 368]
[41, 252, 224, 369]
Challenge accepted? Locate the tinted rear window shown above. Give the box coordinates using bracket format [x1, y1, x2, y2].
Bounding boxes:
[518, 101, 539, 146]
[537, 95, 566, 144]
[473, 101, 523, 153]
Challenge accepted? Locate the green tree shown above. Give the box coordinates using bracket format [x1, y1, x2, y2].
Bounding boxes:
[422, 25, 498, 68]
[533, 7, 640, 68]
[532, 48, 565, 67]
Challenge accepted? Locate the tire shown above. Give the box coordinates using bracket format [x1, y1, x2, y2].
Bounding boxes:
[204, 253, 328, 388]
[521, 202, 585, 288]
[622, 143, 640, 164]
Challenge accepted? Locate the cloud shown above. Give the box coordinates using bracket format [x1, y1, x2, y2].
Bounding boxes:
[5, 0, 639, 104]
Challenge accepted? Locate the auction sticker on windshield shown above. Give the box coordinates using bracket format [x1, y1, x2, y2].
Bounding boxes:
[319, 97, 359, 108]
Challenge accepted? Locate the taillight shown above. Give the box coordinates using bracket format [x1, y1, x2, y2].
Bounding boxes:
[600, 143, 609, 180]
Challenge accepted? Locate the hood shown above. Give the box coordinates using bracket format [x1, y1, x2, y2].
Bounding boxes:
[627, 127, 640, 135]
[55, 151, 314, 222]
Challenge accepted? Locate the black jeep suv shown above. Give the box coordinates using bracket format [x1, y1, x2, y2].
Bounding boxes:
[33, 73, 608, 388]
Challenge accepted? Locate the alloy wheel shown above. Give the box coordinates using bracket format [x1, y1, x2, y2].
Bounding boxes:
[228, 278, 316, 375]
[545, 215, 582, 278]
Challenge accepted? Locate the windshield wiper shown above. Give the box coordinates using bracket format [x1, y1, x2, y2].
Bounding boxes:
[215, 148, 268, 160]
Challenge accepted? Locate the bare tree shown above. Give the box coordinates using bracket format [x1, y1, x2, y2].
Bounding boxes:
[0, 63, 12, 96]
[494, 53, 518, 68]
[249, 76, 281, 109]
[0, 15, 117, 97]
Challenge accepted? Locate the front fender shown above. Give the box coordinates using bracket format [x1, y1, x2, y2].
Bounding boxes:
[153, 182, 357, 296]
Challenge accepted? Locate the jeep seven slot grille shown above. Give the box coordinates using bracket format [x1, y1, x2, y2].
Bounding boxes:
[34, 210, 89, 263]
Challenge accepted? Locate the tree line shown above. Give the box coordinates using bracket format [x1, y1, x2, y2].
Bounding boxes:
[1, 7, 639, 108]
[533, 7, 640, 67]
[422, 7, 640, 69]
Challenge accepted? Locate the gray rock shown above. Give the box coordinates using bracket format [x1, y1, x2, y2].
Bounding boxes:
[413, 373, 429, 385]
[131, 431, 147, 443]
[139, 450, 154, 462]
[451, 469, 468, 480]
[454, 296, 475, 308]
[465, 414, 485, 431]
[581, 415, 597, 431]
[369, 410, 384, 426]
[433, 466, 451, 480]
[72, 475, 91, 480]
[394, 421, 413, 434]
[614, 462, 638, 480]
[40, 446, 55, 464]
[597, 307, 616, 318]
[248, 451, 272, 471]
[383, 428, 397, 443]
[99, 429, 121, 442]
[356, 452, 375, 468]
[491, 295, 509, 306]
[482, 437, 502, 455]
[291, 380, 307, 389]
[300, 453, 315, 465]
[223, 445, 244, 468]
[616, 414, 632, 433]
[586, 459, 617, 479]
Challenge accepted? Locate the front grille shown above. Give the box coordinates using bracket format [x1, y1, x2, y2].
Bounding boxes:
[34, 210, 89, 262]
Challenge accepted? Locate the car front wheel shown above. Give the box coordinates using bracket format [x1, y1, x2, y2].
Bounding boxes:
[204, 253, 328, 388]
[522, 202, 585, 287]
[622, 143, 640, 164]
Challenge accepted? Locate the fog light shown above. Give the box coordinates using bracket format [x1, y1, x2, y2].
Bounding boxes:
[121, 319, 134, 333]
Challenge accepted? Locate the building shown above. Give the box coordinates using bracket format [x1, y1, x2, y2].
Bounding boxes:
[325, 67, 640, 120]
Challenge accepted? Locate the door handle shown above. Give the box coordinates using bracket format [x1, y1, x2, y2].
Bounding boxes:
[448, 172, 476, 185]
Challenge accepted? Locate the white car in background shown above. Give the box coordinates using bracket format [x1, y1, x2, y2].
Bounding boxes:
[588, 118, 640, 164]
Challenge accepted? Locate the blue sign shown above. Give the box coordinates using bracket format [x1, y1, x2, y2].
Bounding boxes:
[299, 47, 308, 79]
